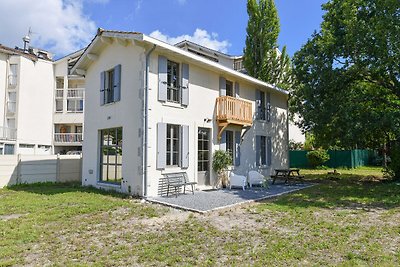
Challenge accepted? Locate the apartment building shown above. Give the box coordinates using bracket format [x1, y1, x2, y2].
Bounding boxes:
[0, 40, 84, 155]
[72, 29, 289, 197]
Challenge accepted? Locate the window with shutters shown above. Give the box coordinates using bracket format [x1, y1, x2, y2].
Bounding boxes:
[256, 91, 271, 122]
[100, 65, 121, 105]
[167, 60, 180, 103]
[99, 127, 123, 184]
[166, 124, 180, 166]
[226, 80, 234, 97]
[258, 91, 266, 120]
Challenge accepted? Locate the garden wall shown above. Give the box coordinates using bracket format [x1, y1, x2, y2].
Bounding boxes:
[290, 149, 376, 168]
[0, 154, 82, 188]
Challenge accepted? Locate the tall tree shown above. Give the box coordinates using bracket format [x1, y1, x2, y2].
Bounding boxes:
[291, 0, 400, 149]
[243, 0, 292, 88]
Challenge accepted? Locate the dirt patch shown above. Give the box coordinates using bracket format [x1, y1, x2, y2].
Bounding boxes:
[0, 213, 26, 221]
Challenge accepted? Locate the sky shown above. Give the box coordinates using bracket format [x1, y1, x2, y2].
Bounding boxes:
[0, 0, 327, 59]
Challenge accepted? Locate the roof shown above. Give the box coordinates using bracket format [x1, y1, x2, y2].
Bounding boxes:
[72, 29, 288, 95]
[174, 40, 236, 59]
[0, 44, 39, 61]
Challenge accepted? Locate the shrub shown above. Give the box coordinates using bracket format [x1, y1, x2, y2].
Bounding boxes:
[307, 149, 330, 168]
[212, 150, 232, 174]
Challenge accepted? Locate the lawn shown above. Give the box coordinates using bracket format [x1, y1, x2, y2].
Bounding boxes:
[1, 167, 400, 266]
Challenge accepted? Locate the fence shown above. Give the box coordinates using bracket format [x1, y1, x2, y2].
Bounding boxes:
[290, 149, 377, 169]
[0, 154, 82, 188]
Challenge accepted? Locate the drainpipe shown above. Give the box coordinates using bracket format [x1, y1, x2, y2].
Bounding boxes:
[142, 44, 156, 198]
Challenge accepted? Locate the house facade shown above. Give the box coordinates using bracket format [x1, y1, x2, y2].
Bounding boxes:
[73, 29, 289, 197]
[0, 43, 84, 155]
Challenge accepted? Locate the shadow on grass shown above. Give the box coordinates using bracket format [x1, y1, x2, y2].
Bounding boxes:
[6, 182, 133, 199]
[262, 174, 400, 210]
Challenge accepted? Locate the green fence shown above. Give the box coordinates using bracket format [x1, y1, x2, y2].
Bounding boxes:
[290, 149, 377, 168]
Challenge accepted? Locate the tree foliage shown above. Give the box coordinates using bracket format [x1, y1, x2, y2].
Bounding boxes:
[291, 0, 400, 149]
[243, 0, 293, 88]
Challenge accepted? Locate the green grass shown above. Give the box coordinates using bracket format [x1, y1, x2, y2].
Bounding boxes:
[1, 168, 400, 266]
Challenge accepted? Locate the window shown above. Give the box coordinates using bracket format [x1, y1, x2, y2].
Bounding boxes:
[100, 65, 121, 105]
[99, 128, 123, 184]
[226, 130, 234, 163]
[55, 99, 63, 112]
[166, 124, 180, 166]
[56, 77, 64, 89]
[67, 99, 84, 113]
[256, 91, 271, 121]
[4, 144, 14, 155]
[167, 60, 180, 103]
[258, 91, 266, 120]
[7, 92, 16, 113]
[226, 80, 234, 97]
[19, 144, 34, 148]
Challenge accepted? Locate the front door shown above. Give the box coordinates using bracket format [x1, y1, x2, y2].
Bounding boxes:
[197, 128, 210, 185]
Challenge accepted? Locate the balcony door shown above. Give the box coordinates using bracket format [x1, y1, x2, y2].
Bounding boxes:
[197, 128, 210, 186]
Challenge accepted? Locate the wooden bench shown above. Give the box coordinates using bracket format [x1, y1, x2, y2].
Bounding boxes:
[163, 172, 197, 197]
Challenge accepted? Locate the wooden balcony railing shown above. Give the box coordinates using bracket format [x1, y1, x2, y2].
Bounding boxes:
[216, 96, 253, 140]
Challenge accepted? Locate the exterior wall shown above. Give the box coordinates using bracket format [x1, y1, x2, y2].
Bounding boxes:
[15, 57, 54, 151]
[82, 42, 145, 195]
[0, 53, 6, 128]
[145, 51, 289, 197]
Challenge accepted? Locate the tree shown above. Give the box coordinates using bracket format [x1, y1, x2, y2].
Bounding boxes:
[291, 0, 400, 151]
[243, 0, 292, 88]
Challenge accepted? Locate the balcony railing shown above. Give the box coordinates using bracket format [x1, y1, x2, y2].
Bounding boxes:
[55, 89, 64, 98]
[8, 74, 17, 88]
[7, 101, 16, 114]
[216, 96, 253, 125]
[0, 126, 17, 140]
[67, 88, 85, 98]
[54, 133, 83, 143]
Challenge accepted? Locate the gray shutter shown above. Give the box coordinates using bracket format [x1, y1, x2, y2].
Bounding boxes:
[181, 125, 189, 168]
[267, 136, 272, 166]
[219, 77, 226, 96]
[220, 131, 226, 151]
[181, 63, 189, 106]
[100, 71, 105, 105]
[158, 55, 167, 102]
[266, 92, 271, 122]
[235, 131, 241, 166]
[235, 82, 240, 98]
[256, 135, 261, 166]
[156, 123, 167, 169]
[255, 90, 261, 119]
[113, 64, 121, 102]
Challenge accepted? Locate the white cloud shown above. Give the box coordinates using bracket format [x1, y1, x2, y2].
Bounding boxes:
[149, 29, 231, 54]
[0, 0, 97, 57]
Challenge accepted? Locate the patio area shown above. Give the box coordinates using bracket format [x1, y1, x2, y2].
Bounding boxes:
[146, 182, 314, 213]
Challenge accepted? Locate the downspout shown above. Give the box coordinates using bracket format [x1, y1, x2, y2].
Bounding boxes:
[142, 44, 156, 198]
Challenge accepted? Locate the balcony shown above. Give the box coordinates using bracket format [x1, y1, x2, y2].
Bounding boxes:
[67, 88, 85, 98]
[54, 133, 83, 144]
[215, 96, 253, 140]
[6, 101, 16, 115]
[0, 126, 17, 140]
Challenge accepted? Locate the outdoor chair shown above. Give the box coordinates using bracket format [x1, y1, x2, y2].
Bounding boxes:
[248, 170, 268, 188]
[229, 172, 247, 190]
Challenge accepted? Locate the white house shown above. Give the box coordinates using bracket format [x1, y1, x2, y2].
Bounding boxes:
[0, 40, 85, 155]
[72, 29, 289, 197]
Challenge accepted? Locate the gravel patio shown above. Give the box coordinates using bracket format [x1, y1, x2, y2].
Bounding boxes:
[146, 182, 314, 213]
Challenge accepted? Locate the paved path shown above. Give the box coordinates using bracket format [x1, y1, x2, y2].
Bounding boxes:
[147, 183, 314, 213]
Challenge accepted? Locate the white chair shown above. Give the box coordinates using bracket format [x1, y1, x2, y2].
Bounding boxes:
[248, 171, 267, 188]
[229, 172, 247, 190]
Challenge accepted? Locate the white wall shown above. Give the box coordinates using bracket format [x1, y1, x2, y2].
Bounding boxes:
[82, 42, 145, 195]
[0, 53, 7, 128]
[16, 57, 54, 148]
[0, 154, 82, 188]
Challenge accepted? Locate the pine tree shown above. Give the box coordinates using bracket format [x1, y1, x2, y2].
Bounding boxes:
[243, 0, 292, 88]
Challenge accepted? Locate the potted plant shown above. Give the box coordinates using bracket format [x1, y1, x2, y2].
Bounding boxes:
[212, 150, 232, 188]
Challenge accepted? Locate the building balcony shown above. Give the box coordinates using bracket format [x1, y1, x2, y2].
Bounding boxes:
[215, 96, 253, 140]
[54, 133, 83, 145]
[8, 74, 17, 88]
[0, 126, 17, 140]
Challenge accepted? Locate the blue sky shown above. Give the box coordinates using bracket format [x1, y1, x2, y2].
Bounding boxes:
[0, 0, 327, 58]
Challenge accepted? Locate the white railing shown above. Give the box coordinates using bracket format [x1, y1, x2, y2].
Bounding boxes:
[55, 89, 64, 98]
[67, 88, 85, 98]
[7, 101, 16, 114]
[0, 126, 17, 140]
[8, 75, 17, 88]
[54, 133, 83, 143]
